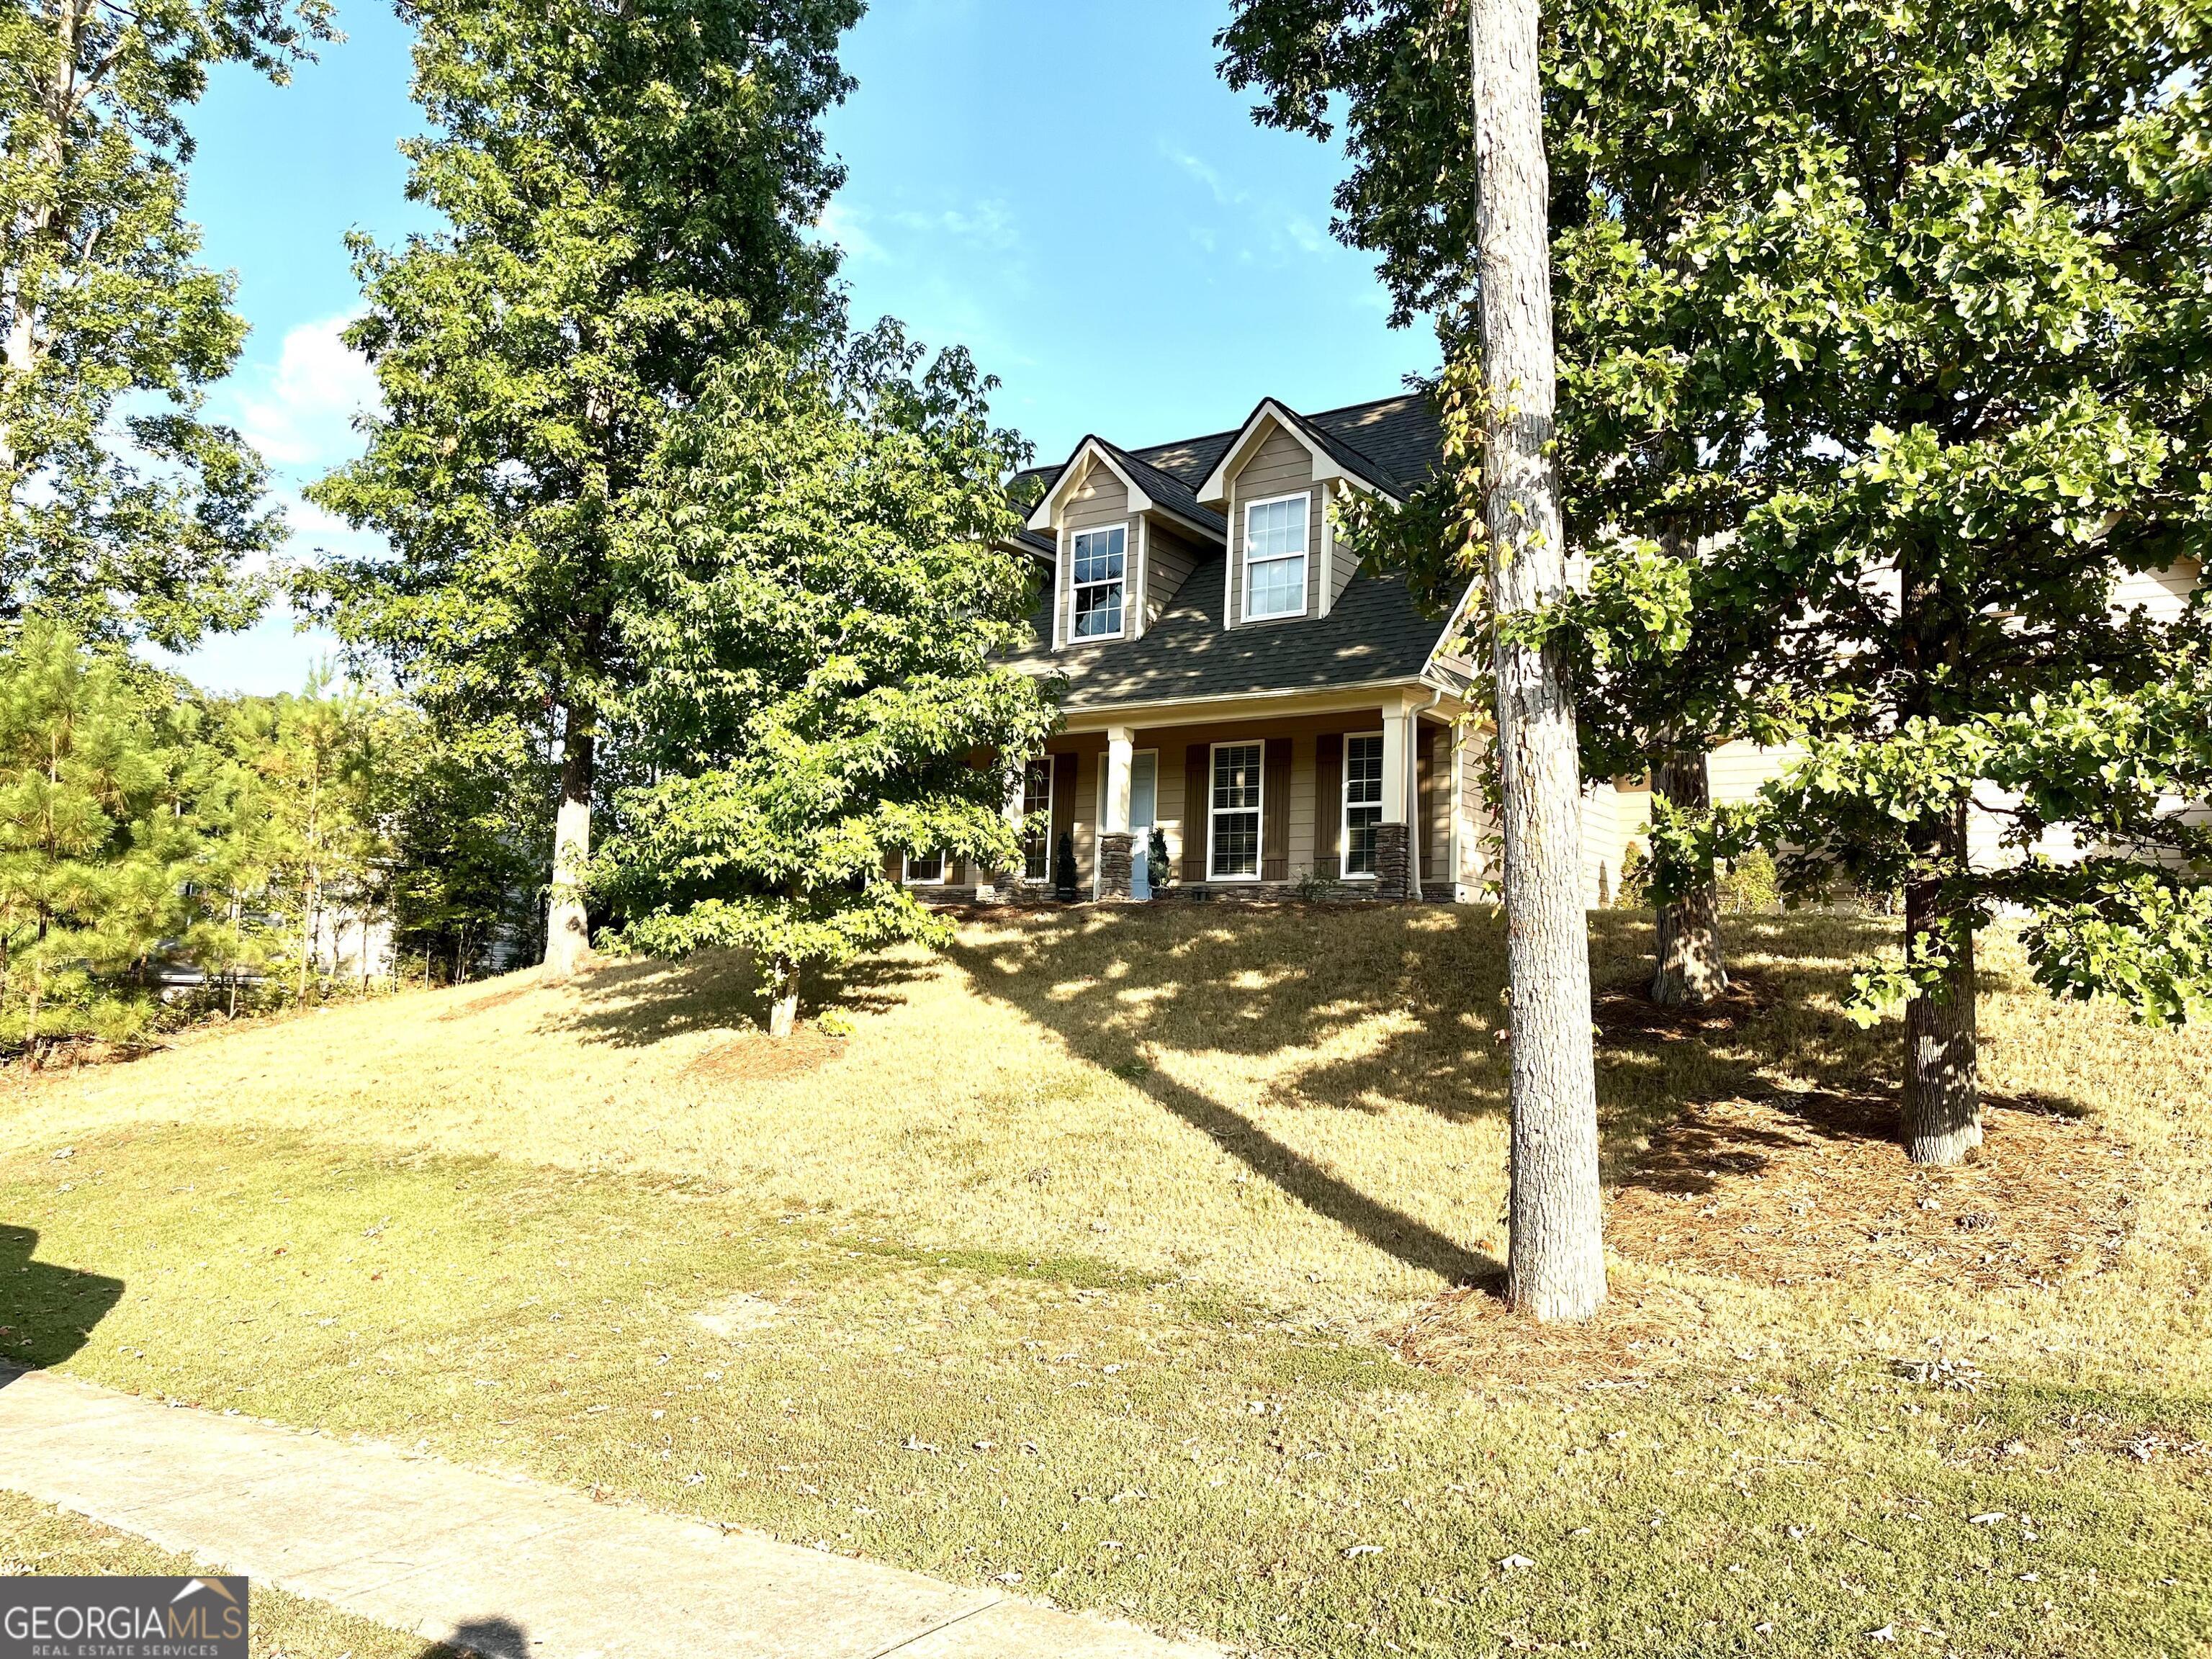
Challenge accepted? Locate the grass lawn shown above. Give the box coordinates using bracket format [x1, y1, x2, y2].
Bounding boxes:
[0, 1489, 458, 1658]
[1, 906, 2207, 1657]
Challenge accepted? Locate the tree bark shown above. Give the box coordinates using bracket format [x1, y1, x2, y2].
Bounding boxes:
[544, 701, 595, 979]
[1473, 0, 1606, 1322]
[1902, 809, 1981, 1165]
[765, 953, 798, 1040]
[1, 0, 87, 486]
[1650, 748, 1728, 1006]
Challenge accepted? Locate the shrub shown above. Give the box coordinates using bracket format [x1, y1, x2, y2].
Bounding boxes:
[1720, 848, 1781, 914]
[1617, 842, 1653, 909]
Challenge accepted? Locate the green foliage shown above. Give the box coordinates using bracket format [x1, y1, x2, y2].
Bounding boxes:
[1223, 0, 2212, 1033]
[0, 621, 198, 1045]
[306, 0, 861, 775]
[0, 624, 551, 1051]
[1717, 848, 1780, 916]
[0, 0, 327, 648]
[592, 325, 1053, 986]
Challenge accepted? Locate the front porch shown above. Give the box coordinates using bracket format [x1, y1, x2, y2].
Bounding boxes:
[976, 690, 1485, 907]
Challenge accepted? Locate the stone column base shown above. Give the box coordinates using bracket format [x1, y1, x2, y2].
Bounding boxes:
[1375, 823, 1411, 901]
[1097, 832, 1134, 901]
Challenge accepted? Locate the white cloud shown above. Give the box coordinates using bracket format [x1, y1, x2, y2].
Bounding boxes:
[1162, 143, 1246, 207]
[816, 200, 886, 264]
[231, 313, 382, 471]
[888, 199, 1020, 253]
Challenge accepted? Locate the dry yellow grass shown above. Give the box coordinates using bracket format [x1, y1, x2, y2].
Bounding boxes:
[2, 906, 2208, 1658]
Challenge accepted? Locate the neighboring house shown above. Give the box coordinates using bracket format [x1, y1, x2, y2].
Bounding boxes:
[896, 388, 2202, 909]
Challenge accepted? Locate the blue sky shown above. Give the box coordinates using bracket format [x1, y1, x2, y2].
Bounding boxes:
[168, 0, 1439, 694]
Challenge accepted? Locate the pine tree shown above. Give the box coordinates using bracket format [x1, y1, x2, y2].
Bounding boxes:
[0, 624, 197, 1053]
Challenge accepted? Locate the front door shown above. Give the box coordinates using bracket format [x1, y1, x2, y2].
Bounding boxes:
[1129, 752, 1159, 899]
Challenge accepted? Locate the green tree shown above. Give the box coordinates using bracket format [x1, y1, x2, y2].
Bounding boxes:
[1224, 0, 1614, 1318]
[1578, 0, 2212, 1163]
[369, 706, 549, 981]
[1220, 0, 1793, 1012]
[0, 623, 197, 1052]
[593, 325, 1053, 1038]
[309, 0, 859, 978]
[1226, 0, 2212, 1163]
[0, 0, 325, 647]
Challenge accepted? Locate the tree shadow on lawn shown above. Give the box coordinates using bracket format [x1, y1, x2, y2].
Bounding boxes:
[0, 1225, 124, 1376]
[547, 950, 932, 1048]
[950, 904, 2095, 1287]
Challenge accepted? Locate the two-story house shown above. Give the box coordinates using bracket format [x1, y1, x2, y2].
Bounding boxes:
[896, 391, 1491, 904]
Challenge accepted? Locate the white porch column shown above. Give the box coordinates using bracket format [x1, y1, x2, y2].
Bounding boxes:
[1378, 704, 1408, 824]
[1377, 698, 1418, 899]
[1103, 727, 1136, 834]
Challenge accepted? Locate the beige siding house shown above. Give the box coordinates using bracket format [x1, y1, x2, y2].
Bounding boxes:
[954, 392, 1501, 905]
[896, 389, 2203, 909]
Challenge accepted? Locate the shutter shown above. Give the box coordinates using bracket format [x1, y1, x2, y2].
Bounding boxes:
[1262, 736, 1292, 882]
[1314, 733, 1342, 881]
[1182, 745, 1209, 882]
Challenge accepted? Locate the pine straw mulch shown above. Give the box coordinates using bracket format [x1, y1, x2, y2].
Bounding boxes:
[683, 1022, 846, 1084]
[1384, 981, 2144, 1385]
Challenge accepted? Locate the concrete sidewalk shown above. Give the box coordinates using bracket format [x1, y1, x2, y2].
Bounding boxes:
[0, 1367, 1217, 1659]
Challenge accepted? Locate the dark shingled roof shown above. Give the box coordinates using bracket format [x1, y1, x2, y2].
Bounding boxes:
[1005, 549, 1446, 711]
[1011, 389, 1442, 512]
[999, 390, 1452, 710]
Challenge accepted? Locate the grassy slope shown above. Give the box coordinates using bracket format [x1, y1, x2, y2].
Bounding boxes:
[0, 907, 2207, 1658]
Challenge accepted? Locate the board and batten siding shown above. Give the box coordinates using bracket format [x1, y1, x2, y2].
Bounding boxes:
[1058, 461, 1131, 646]
[1225, 424, 1323, 628]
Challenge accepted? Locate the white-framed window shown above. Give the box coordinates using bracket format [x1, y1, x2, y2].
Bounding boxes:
[1242, 493, 1309, 621]
[904, 850, 945, 886]
[1209, 741, 1264, 881]
[1069, 526, 1126, 639]
[1021, 757, 1053, 881]
[1343, 732, 1385, 878]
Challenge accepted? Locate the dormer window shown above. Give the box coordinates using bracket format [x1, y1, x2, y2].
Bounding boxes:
[1244, 494, 1308, 620]
[1071, 526, 1126, 639]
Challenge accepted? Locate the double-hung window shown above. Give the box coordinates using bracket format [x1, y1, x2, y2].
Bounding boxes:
[1243, 494, 1308, 621]
[1069, 526, 1125, 639]
[1343, 733, 1385, 877]
[1020, 758, 1053, 881]
[1210, 742, 1263, 880]
[904, 850, 945, 886]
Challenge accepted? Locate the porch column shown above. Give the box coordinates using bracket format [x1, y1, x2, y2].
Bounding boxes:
[1098, 727, 1136, 900]
[1375, 701, 1413, 900]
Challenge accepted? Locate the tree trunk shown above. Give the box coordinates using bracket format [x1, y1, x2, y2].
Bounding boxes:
[1902, 815, 1980, 1165]
[765, 953, 798, 1040]
[544, 701, 595, 979]
[1, 0, 86, 485]
[1473, 0, 1606, 1322]
[1650, 748, 1728, 1006]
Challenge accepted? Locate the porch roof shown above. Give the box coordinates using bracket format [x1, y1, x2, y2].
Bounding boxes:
[1004, 547, 1449, 713]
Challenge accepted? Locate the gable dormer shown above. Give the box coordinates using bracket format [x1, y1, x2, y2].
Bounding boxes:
[1196, 400, 1401, 629]
[1028, 437, 1224, 649]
